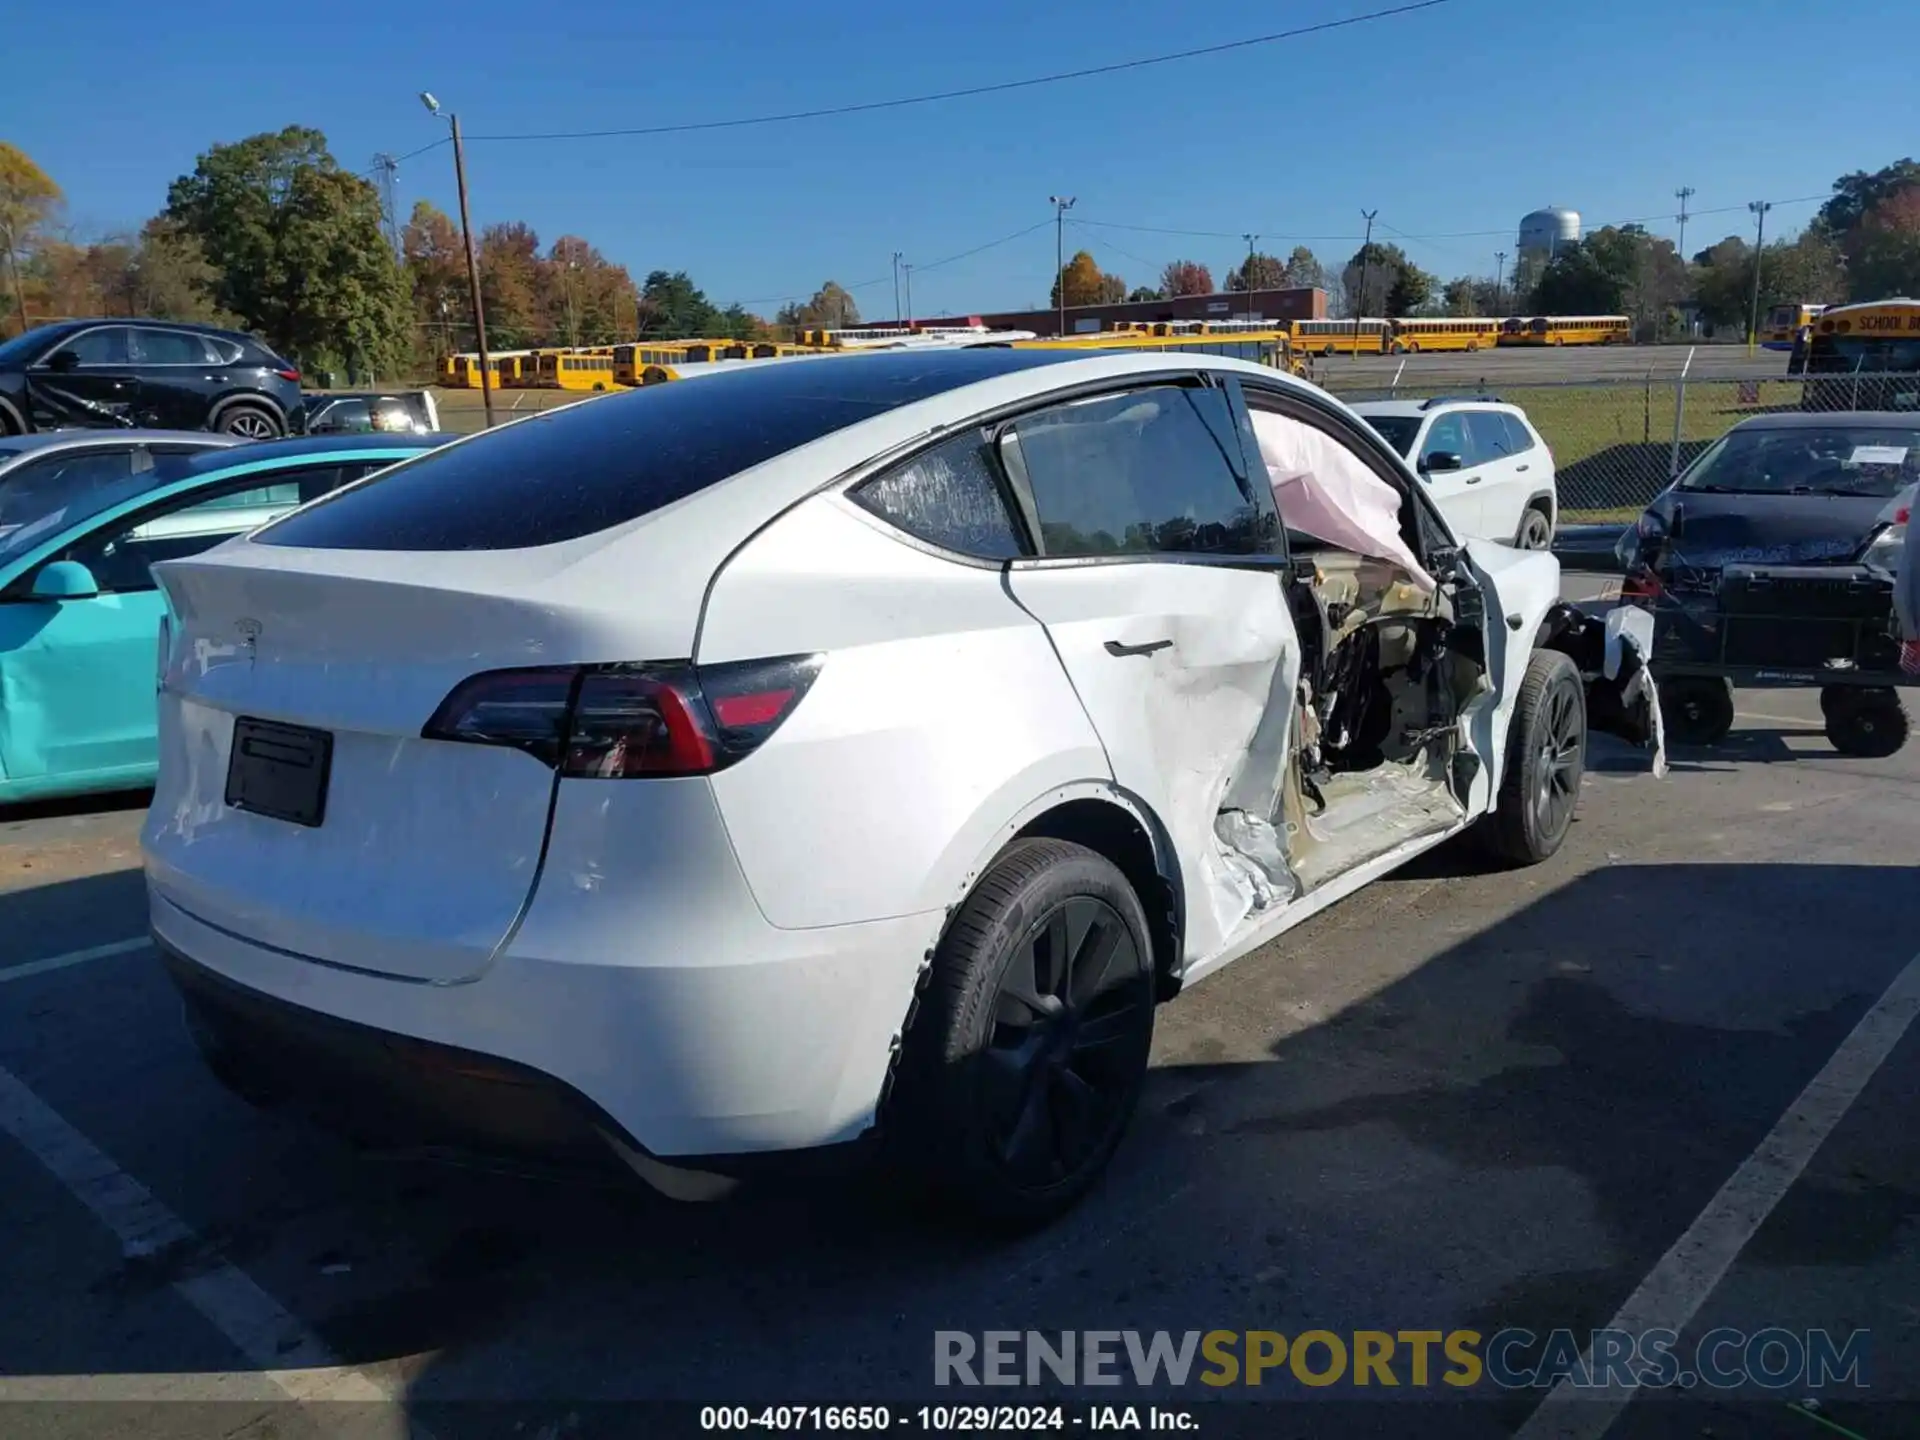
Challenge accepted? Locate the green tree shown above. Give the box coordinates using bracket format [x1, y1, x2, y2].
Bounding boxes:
[784, 280, 861, 330]
[1385, 262, 1434, 317]
[165, 126, 409, 377]
[1691, 231, 1845, 333]
[1125, 285, 1162, 303]
[0, 142, 63, 335]
[1226, 251, 1287, 291]
[1282, 246, 1327, 291]
[127, 217, 232, 324]
[1340, 241, 1424, 315]
[1817, 159, 1920, 239]
[640, 270, 721, 339]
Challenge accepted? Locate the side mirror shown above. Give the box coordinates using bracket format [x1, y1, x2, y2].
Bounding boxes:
[43, 349, 81, 373]
[1420, 451, 1464, 474]
[31, 560, 100, 600]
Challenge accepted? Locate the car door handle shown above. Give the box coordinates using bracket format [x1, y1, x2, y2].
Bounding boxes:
[1104, 639, 1173, 658]
[1515, 463, 1530, 472]
[1464, 475, 1482, 484]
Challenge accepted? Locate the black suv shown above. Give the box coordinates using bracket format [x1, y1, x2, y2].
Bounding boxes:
[0, 319, 306, 439]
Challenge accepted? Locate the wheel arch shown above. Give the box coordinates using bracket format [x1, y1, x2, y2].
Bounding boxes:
[0, 393, 26, 434]
[1523, 489, 1557, 527]
[206, 390, 285, 429]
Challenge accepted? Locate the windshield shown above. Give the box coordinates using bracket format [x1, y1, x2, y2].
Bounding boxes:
[0, 327, 61, 368]
[0, 448, 201, 569]
[1359, 414, 1421, 458]
[1676, 424, 1920, 498]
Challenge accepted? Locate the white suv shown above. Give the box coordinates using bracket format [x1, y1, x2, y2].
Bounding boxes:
[1350, 397, 1558, 550]
[143, 351, 1658, 1229]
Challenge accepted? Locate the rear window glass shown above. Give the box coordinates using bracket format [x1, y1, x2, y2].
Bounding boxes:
[1360, 414, 1420, 458]
[257, 350, 1069, 552]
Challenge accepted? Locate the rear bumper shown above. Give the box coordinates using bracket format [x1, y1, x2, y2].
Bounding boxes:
[149, 886, 942, 1167]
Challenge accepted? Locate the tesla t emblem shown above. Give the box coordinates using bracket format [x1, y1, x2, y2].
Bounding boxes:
[235, 618, 262, 665]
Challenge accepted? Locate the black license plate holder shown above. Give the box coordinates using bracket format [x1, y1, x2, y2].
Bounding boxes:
[225, 718, 333, 828]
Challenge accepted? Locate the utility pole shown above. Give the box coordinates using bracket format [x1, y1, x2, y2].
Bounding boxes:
[1494, 250, 1507, 315]
[892, 252, 904, 325]
[1746, 200, 1772, 355]
[1, 220, 28, 337]
[1353, 209, 1378, 356]
[902, 263, 914, 330]
[1242, 233, 1259, 321]
[1049, 195, 1076, 336]
[1674, 186, 1695, 267]
[421, 93, 493, 427]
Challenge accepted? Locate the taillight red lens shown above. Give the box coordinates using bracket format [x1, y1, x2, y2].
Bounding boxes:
[422, 655, 821, 778]
[275, 367, 301, 383]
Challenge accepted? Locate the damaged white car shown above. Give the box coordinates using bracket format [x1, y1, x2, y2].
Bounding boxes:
[142, 349, 1663, 1230]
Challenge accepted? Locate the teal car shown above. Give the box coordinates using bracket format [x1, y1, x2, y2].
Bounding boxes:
[0, 434, 447, 806]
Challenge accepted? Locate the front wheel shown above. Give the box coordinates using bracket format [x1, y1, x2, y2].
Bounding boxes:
[1480, 649, 1586, 866]
[1659, 677, 1734, 746]
[886, 839, 1156, 1231]
[1823, 688, 1910, 757]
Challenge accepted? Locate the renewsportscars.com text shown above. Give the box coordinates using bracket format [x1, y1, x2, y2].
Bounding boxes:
[934, 1328, 1869, 1392]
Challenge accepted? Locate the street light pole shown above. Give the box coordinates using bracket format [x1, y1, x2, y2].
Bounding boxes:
[1049, 195, 1076, 336]
[903, 263, 914, 330]
[422, 93, 494, 428]
[1494, 250, 1507, 315]
[892, 252, 903, 325]
[1354, 209, 1378, 356]
[1242, 233, 1258, 321]
[1746, 200, 1772, 356]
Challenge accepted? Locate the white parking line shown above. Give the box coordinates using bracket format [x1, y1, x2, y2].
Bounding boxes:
[0, 937, 149, 986]
[0, 1063, 403, 1407]
[1514, 945, 1920, 1440]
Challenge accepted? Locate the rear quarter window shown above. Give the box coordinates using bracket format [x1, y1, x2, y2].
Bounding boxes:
[850, 429, 1026, 559]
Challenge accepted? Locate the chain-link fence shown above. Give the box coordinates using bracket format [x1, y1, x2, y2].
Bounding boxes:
[1320, 367, 1920, 520]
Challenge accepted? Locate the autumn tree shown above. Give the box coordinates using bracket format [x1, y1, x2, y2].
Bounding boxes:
[1282, 245, 1327, 291]
[402, 201, 468, 354]
[165, 126, 410, 377]
[1342, 242, 1431, 317]
[779, 280, 861, 330]
[474, 221, 543, 348]
[1847, 186, 1920, 301]
[0, 143, 62, 334]
[1159, 260, 1214, 297]
[1051, 249, 1125, 309]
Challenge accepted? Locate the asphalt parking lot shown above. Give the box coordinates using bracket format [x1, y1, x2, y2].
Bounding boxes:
[2, 582, 1915, 1439]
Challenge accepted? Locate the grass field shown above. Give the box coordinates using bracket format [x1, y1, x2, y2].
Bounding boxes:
[428, 377, 1808, 522]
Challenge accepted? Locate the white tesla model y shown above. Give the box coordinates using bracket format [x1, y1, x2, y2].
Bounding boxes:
[143, 349, 1662, 1228]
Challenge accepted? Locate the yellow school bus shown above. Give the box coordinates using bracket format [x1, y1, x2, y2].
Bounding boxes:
[1762, 302, 1828, 352]
[1014, 328, 1308, 376]
[612, 343, 693, 386]
[1292, 318, 1391, 356]
[436, 355, 460, 387]
[1389, 317, 1502, 353]
[532, 351, 620, 391]
[1499, 315, 1631, 346]
[1800, 299, 1920, 406]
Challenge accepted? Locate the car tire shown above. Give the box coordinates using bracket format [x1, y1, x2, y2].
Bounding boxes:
[215, 402, 284, 440]
[1479, 649, 1586, 867]
[1515, 506, 1553, 550]
[1823, 688, 1909, 758]
[1659, 677, 1735, 746]
[886, 838, 1156, 1232]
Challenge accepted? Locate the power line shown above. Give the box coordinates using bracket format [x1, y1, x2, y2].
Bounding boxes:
[462, 2, 1451, 143]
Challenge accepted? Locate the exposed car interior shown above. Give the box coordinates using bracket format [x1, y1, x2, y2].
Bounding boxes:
[1237, 400, 1488, 895]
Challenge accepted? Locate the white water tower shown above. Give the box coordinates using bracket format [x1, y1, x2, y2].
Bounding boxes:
[1518, 206, 1581, 261]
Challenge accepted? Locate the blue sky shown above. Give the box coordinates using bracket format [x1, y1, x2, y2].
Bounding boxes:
[12, 0, 1920, 318]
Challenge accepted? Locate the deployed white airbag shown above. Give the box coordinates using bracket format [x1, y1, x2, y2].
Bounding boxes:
[1251, 408, 1436, 594]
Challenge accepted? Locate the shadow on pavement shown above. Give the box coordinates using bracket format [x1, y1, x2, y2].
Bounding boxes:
[0, 861, 1911, 1439]
[0, 788, 152, 827]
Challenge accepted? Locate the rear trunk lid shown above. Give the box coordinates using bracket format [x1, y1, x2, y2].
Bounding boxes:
[143, 537, 703, 983]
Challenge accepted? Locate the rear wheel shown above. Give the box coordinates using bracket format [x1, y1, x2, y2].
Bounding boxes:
[216, 402, 283, 440]
[1515, 506, 1553, 551]
[1659, 677, 1735, 746]
[1823, 688, 1909, 758]
[887, 839, 1155, 1231]
[1480, 649, 1586, 866]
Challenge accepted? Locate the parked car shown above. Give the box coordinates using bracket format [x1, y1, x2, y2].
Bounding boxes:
[143, 350, 1660, 1228]
[302, 390, 440, 436]
[0, 319, 307, 440]
[1614, 410, 1917, 751]
[0, 429, 239, 505]
[1350, 396, 1558, 549]
[0, 434, 447, 807]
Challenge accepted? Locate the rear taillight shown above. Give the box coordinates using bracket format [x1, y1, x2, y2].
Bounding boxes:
[422, 655, 821, 777]
[274, 367, 301, 383]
